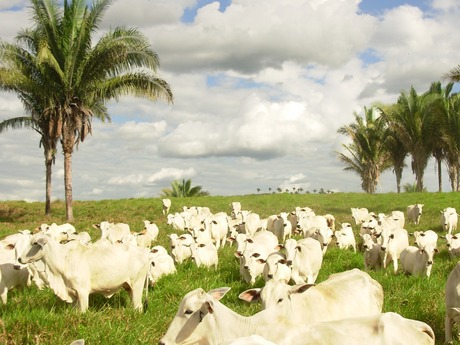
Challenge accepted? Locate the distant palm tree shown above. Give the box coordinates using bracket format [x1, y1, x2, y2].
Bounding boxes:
[337, 106, 391, 194]
[161, 179, 209, 197]
[256, 188, 261, 193]
[403, 182, 427, 193]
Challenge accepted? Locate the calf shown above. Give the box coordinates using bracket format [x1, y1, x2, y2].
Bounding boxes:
[412, 230, 438, 250]
[169, 234, 193, 264]
[362, 233, 383, 271]
[162, 198, 172, 215]
[261, 252, 291, 282]
[148, 245, 176, 285]
[311, 226, 333, 254]
[334, 222, 356, 252]
[350, 207, 369, 226]
[272, 212, 292, 242]
[407, 204, 424, 225]
[400, 244, 437, 278]
[441, 207, 458, 234]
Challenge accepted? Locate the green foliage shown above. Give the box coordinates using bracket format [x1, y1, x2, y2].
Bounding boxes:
[160, 179, 209, 197]
[0, 192, 459, 344]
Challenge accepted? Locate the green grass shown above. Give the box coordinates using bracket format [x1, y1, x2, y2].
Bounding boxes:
[0, 192, 459, 344]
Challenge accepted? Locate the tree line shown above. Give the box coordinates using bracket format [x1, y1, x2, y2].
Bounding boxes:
[337, 79, 460, 194]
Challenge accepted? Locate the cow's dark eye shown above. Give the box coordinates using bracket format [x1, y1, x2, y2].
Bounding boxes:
[184, 309, 193, 315]
[277, 298, 284, 303]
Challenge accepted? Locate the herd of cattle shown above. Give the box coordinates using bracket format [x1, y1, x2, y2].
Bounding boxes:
[1, 199, 460, 344]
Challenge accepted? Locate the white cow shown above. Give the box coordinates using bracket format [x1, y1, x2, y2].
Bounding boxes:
[17, 234, 150, 312]
[230, 202, 242, 220]
[190, 242, 218, 269]
[0, 230, 31, 250]
[241, 212, 262, 237]
[380, 227, 409, 273]
[162, 198, 172, 215]
[407, 204, 424, 225]
[311, 226, 334, 254]
[0, 247, 30, 304]
[219, 335, 276, 345]
[261, 252, 291, 282]
[441, 207, 458, 234]
[208, 212, 230, 249]
[350, 207, 369, 226]
[236, 231, 280, 285]
[67, 231, 92, 245]
[278, 312, 434, 345]
[272, 212, 292, 242]
[296, 215, 328, 238]
[169, 234, 193, 264]
[93, 221, 131, 244]
[400, 244, 437, 278]
[445, 233, 460, 258]
[189, 226, 213, 245]
[134, 220, 159, 248]
[334, 222, 356, 252]
[160, 269, 384, 345]
[167, 213, 187, 232]
[445, 261, 460, 344]
[283, 237, 322, 284]
[38, 223, 76, 243]
[148, 245, 176, 285]
[361, 233, 383, 271]
[412, 230, 438, 250]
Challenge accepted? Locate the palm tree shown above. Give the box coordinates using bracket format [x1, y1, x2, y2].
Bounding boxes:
[0, 32, 61, 215]
[160, 179, 209, 198]
[2, 0, 173, 221]
[444, 65, 460, 82]
[337, 106, 391, 194]
[378, 103, 408, 193]
[384, 87, 436, 192]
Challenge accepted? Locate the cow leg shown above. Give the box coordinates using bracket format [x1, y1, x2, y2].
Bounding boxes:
[393, 257, 398, 274]
[0, 287, 7, 305]
[130, 280, 144, 312]
[77, 291, 89, 312]
[445, 314, 454, 344]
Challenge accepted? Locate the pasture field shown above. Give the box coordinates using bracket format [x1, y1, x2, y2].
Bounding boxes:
[0, 191, 459, 344]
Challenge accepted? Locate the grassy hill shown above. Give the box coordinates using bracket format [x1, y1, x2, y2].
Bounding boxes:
[0, 192, 458, 344]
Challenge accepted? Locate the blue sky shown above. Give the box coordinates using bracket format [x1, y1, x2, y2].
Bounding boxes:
[1, 0, 459, 202]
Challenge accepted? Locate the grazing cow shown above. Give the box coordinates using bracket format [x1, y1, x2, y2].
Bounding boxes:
[169, 234, 193, 264]
[350, 207, 369, 226]
[283, 238, 322, 284]
[445, 233, 460, 258]
[296, 215, 328, 238]
[407, 204, 424, 225]
[159, 269, 383, 345]
[17, 234, 150, 312]
[148, 245, 176, 285]
[334, 222, 356, 252]
[93, 221, 130, 244]
[400, 244, 437, 278]
[190, 242, 218, 269]
[162, 198, 172, 215]
[445, 261, 460, 344]
[272, 212, 292, 242]
[362, 233, 383, 271]
[278, 312, 435, 345]
[261, 252, 291, 282]
[412, 230, 438, 250]
[380, 227, 409, 273]
[441, 208, 458, 234]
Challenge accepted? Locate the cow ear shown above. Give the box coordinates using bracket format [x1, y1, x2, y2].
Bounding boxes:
[238, 289, 261, 303]
[289, 284, 315, 295]
[207, 287, 231, 301]
[36, 237, 48, 247]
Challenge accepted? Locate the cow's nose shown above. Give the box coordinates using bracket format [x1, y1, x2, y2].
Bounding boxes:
[381, 247, 386, 251]
[18, 257, 24, 264]
[13, 264, 21, 270]
[427, 261, 433, 265]
[268, 274, 273, 279]
[159, 342, 165, 345]
[286, 260, 293, 266]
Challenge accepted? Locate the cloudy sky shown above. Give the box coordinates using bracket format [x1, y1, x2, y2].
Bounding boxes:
[1, 0, 459, 202]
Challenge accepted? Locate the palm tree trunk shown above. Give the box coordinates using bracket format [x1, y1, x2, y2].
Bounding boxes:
[437, 158, 442, 192]
[45, 157, 52, 216]
[64, 151, 74, 222]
